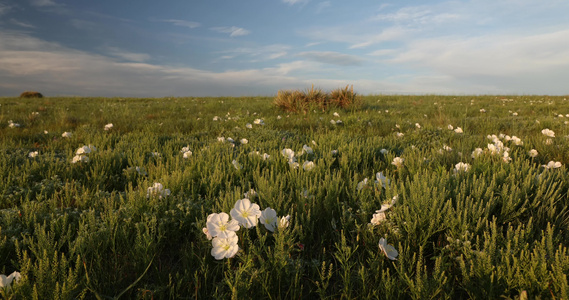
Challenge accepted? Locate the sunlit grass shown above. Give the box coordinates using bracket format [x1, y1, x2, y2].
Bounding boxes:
[1, 94, 568, 299]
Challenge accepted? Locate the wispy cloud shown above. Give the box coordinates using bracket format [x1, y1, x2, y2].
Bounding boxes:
[210, 26, 250, 37]
[30, 0, 59, 7]
[104, 47, 151, 62]
[297, 51, 363, 66]
[156, 19, 200, 29]
[0, 3, 12, 15]
[282, 0, 309, 5]
[9, 19, 36, 28]
[215, 44, 290, 62]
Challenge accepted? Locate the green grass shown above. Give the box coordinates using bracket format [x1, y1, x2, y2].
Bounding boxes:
[1, 95, 569, 299]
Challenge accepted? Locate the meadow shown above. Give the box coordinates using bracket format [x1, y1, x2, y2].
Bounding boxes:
[1, 94, 568, 299]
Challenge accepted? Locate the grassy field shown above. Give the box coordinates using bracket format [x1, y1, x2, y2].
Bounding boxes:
[1, 95, 569, 299]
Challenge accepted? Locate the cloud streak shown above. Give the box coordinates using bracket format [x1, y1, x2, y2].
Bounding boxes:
[157, 19, 200, 29]
[297, 51, 363, 66]
[210, 26, 250, 37]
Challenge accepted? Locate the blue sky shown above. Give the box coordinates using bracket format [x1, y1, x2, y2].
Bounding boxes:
[1, 0, 569, 97]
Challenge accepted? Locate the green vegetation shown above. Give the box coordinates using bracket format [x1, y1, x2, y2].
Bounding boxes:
[274, 84, 360, 113]
[1, 95, 568, 299]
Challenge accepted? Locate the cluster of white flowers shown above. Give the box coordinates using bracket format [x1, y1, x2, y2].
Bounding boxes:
[8, 120, 20, 128]
[484, 134, 511, 162]
[181, 145, 192, 159]
[542, 161, 562, 169]
[147, 182, 171, 199]
[28, 151, 39, 158]
[370, 195, 397, 226]
[72, 145, 96, 164]
[204, 198, 290, 260]
[454, 162, 471, 174]
[358, 172, 391, 191]
[253, 118, 265, 125]
[541, 128, 555, 137]
[104, 123, 113, 131]
[281, 146, 315, 170]
[249, 151, 271, 160]
[0, 271, 21, 290]
[391, 157, 404, 168]
[330, 119, 343, 125]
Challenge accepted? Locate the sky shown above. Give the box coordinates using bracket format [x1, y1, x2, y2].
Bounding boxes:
[1, 0, 569, 97]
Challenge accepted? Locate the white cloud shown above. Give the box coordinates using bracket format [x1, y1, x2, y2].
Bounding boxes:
[104, 47, 151, 62]
[157, 19, 200, 29]
[9, 19, 36, 28]
[210, 26, 250, 37]
[282, 0, 309, 5]
[297, 51, 363, 66]
[216, 44, 290, 62]
[30, 0, 59, 7]
[0, 3, 12, 15]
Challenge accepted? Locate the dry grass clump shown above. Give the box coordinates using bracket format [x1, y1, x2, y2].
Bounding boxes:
[20, 91, 44, 98]
[274, 84, 361, 113]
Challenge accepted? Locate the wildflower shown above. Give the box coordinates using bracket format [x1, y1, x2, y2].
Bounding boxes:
[443, 145, 452, 152]
[541, 128, 555, 137]
[378, 238, 398, 260]
[279, 215, 291, 229]
[510, 136, 523, 145]
[357, 178, 369, 191]
[213, 116, 220, 121]
[480, 108, 486, 113]
[246, 123, 252, 129]
[8, 120, 20, 128]
[207, 212, 240, 239]
[303, 161, 315, 171]
[289, 161, 300, 169]
[244, 189, 257, 199]
[370, 212, 386, 225]
[29, 151, 39, 158]
[183, 150, 192, 158]
[380, 148, 388, 154]
[240, 138, 248, 144]
[333, 112, 340, 117]
[375, 172, 390, 188]
[335, 120, 343, 125]
[395, 132, 404, 138]
[512, 112, 518, 116]
[0, 271, 21, 289]
[104, 123, 113, 131]
[542, 161, 562, 169]
[330, 119, 337, 125]
[277, 115, 282, 119]
[302, 144, 313, 155]
[331, 149, 338, 155]
[226, 137, 235, 143]
[471, 148, 483, 158]
[261, 153, 270, 160]
[454, 127, 463, 134]
[217, 136, 225, 142]
[76, 145, 92, 155]
[253, 118, 264, 125]
[502, 151, 511, 163]
[147, 182, 170, 199]
[545, 138, 553, 145]
[230, 198, 261, 229]
[72, 155, 89, 163]
[281, 148, 295, 162]
[62, 131, 72, 138]
[211, 235, 239, 260]
[454, 162, 471, 174]
[202, 227, 213, 240]
[232, 159, 242, 170]
[529, 149, 538, 157]
[415, 123, 421, 129]
[448, 124, 454, 130]
[151, 152, 161, 158]
[260, 207, 278, 232]
[392, 157, 404, 168]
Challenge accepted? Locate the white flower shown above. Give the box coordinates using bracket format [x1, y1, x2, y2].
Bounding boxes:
[378, 238, 398, 260]
[277, 115, 282, 119]
[357, 178, 369, 191]
[380, 149, 388, 155]
[72, 155, 89, 164]
[303, 161, 315, 171]
[230, 198, 261, 229]
[454, 162, 471, 174]
[391, 157, 404, 168]
[147, 182, 170, 199]
[415, 123, 421, 129]
[335, 120, 343, 125]
[289, 161, 300, 169]
[448, 124, 454, 130]
[395, 132, 404, 138]
[512, 112, 518, 116]
[370, 212, 386, 225]
[529, 149, 538, 157]
[253, 118, 264, 125]
[302, 144, 313, 155]
[281, 148, 295, 162]
[261, 153, 270, 160]
[244, 189, 257, 199]
[0, 271, 21, 289]
[104, 123, 113, 131]
[29, 151, 39, 158]
[183, 151, 192, 158]
[206, 212, 239, 239]
[8, 120, 20, 128]
[211, 235, 239, 260]
[480, 108, 486, 113]
[232, 159, 242, 170]
[541, 128, 555, 137]
[510, 136, 523, 145]
[331, 150, 338, 155]
[259, 207, 278, 232]
[151, 152, 161, 158]
[76, 145, 92, 155]
[213, 116, 220, 121]
[330, 119, 337, 125]
[279, 215, 291, 229]
[240, 138, 248, 144]
[543, 161, 562, 169]
[443, 145, 452, 152]
[62, 131, 72, 138]
[245, 123, 252, 129]
[217, 136, 225, 142]
[333, 112, 340, 117]
[545, 138, 553, 145]
[226, 137, 235, 143]
[502, 151, 511, 163]
[471, 148, 483, 158]
[202, 227, 213, 240]
[454, 127, 463, 134]
[375, 172, 390, 188]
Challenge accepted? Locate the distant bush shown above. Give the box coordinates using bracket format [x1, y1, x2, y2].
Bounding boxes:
[20, 91, 43, 98]
[274, 84, 361, 113]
